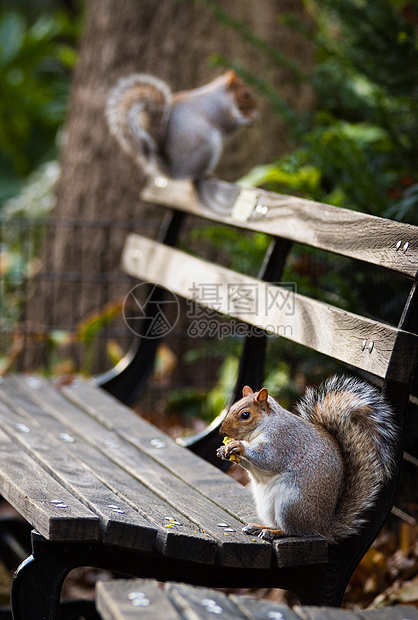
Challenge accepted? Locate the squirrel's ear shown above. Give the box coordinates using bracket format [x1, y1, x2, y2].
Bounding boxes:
[255, 388, 268, 404]
[225, 69, 238, 86]
[242, 385, 253, 397]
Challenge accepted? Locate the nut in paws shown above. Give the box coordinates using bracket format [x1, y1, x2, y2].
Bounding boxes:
[224, 439, 243, 463]
[217, 439, 242, 463]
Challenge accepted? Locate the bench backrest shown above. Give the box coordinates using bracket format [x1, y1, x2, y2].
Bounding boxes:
[104, 174, 418, 604]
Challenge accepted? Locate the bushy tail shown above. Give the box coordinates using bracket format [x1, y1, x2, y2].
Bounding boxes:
[296, 375, 398, 540]
[105, 74, 172, 175]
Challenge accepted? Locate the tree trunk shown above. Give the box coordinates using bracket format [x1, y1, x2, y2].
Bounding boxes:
[24, 0, 313, 372]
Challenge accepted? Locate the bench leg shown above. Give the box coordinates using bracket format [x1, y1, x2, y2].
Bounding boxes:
[268, 562, 341, 607]
[297, 563, 342, 607]
[11, 533, 72, 620]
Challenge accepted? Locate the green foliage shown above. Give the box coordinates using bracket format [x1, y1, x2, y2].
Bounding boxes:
[187, 225, 269, 276]
[76, 300, 125, 374]
[201, 0, 418, 222]
[246, 0, 418, 222]
[203, 355, 239, 420]
[0, 8, 79, 201]
[3, 160, 60, 218]
[240, 162, 321, 198]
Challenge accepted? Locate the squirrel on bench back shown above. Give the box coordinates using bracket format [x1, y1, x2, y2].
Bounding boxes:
[105, 71, 256, 180]
[217, 375, 398, 542]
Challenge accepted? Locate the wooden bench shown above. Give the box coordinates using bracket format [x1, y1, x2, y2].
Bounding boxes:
[96, 578, 418, 620]
[0, 174, 417, 619]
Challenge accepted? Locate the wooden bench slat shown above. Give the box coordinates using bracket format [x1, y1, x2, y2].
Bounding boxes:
[165, 582, 252, 619]
[232, 594, 302, 620]
[122, 234, 417, 381]
[0, 423, 100, 542]
[10, 375, 218, 565]
[96, 579, 181, 620]
[60, 378, 329, 567]
[141, 177, 418, 278]
[0, 378, 157, 551]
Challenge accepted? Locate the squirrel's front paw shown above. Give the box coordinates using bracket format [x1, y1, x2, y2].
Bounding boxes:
[217, 440, 243, 463]
[243, 523, 286, 541]
[258, 528, 285, 541]
[216, 446, 229, 461]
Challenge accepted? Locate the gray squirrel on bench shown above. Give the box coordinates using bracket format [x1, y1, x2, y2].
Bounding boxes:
[105, 70, 257, 180]
[217, 377, 397, 543]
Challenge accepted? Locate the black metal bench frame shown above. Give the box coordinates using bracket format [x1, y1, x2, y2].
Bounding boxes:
[3, 175, 418, 618]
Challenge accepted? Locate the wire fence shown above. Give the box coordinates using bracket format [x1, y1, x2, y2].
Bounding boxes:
[0, 216, 148, 374]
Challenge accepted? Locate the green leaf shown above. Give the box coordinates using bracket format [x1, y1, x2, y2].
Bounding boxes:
[77, 300, 123, 343]
[239, 163, 321, 194]
[338, 121, 388, 145]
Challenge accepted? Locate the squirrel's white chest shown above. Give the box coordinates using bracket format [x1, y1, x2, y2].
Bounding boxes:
[249, 475, 299, 530]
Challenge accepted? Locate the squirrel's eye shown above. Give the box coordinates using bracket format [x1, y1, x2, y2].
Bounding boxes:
[240, 411, 251, 420]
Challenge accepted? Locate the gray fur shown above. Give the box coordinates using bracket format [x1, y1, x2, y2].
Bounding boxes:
[219, 375, 398, 542]
[296, 375, 398, 539]
[105, 73, 172, 175]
